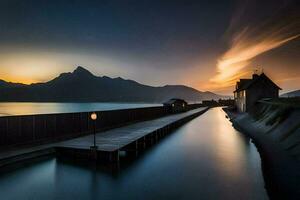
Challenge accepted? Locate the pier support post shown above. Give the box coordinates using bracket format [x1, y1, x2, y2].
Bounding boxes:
[137, 137, 146, 150]
[90, 148, 98, 160]
[109, 151, 119, 163]
[155, 130, 159, 141]
[145, 134, 153, 146]
[123, 141, 139, 157]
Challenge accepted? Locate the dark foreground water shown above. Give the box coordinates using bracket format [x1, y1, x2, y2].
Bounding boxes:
[0, 108, 268, 200]
[0, 102, 160, 116]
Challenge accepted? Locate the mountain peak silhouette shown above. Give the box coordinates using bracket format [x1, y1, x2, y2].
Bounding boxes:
[73, 66, 94, 77]
[0, 66, 224, 102]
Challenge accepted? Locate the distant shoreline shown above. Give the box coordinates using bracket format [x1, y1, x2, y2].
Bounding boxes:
[0, 102, 162, 117]
[0, 101, 164, 104]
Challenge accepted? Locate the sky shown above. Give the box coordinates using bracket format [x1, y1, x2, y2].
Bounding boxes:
[0, 0, 299, 95]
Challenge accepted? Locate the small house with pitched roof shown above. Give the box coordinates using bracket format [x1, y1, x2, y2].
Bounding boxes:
[163, 98, 188, 113]
[234, 73, 281, 113]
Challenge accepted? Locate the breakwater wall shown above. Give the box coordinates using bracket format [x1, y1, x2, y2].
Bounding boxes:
[0, 104, 203, 148]
[225, 99, 300, 199]
[253, 100, 300, 158]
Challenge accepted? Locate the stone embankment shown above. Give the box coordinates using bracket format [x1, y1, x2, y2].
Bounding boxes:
[224, 100, 300, 199]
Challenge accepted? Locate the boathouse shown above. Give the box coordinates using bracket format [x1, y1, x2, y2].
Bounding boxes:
[163, 98, 188, 113]
[234, 73, 281, 113]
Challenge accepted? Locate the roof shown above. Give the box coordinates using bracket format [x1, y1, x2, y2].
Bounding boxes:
[234, 73, 281, 93]
[163, 98, 187, 105]
[236, 79, 252, 91]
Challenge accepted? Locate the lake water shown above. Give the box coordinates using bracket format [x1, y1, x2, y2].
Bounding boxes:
[0, 102, 161, 116]
[0, 108, 268, 200]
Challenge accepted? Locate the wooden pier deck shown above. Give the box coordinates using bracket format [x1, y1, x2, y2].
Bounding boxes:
[55, 107, 208, 161]
[0, 107, 208, 166]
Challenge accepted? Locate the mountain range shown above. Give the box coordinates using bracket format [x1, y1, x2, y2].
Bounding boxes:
[281, 90, 300, 98]
[0, 66, 225, 103]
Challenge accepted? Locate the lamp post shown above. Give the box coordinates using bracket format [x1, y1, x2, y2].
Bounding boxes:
[90, 112, 98, 149]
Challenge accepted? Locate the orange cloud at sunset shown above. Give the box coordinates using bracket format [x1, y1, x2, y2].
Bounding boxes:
[207, 0, 300, 95]
[210, 29, 299, 90]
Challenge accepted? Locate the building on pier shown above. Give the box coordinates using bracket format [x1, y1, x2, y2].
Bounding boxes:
[163, 98, 188, 113]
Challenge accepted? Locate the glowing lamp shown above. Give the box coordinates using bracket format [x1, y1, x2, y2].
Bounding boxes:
[91, 112, 97, 121]
[90, 112, 98, 150]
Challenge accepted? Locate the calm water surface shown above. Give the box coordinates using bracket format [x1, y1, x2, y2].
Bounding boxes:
[0, 108, 268, 200]
[0, 102, 160, 116]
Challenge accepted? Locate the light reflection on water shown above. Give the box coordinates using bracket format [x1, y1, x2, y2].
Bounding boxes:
[0, 102, 160, 116]
[0, 108, 268, 200]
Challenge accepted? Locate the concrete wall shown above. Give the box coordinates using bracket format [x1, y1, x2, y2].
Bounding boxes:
[0, 104, 203, 148]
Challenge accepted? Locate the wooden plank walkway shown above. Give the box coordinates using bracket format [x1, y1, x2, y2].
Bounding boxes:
[56, 107, 208, 152]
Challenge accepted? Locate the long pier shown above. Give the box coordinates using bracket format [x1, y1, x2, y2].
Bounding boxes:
[56, 107, 208, 162]
[0, 107, 208, 166]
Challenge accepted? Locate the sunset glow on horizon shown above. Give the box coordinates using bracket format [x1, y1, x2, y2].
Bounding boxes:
[0, 0, 299, 95]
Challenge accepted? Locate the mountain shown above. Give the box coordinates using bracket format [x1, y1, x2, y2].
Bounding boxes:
[281, 90, 300, 97]
[0, 66, 224, 103]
